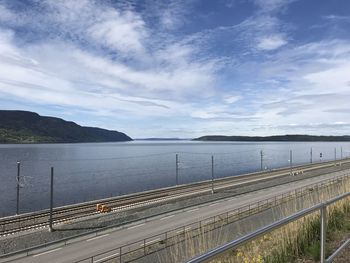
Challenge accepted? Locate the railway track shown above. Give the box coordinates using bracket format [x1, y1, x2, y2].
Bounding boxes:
[1, 159, 349, 237]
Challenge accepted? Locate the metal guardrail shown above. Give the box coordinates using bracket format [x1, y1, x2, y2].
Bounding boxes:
[70, 173, 350, 263]
[187, 192, 350, 263]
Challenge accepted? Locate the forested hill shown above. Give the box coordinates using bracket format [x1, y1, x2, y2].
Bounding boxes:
[0, 110, 132, 143]
[194, 135, 350, 142]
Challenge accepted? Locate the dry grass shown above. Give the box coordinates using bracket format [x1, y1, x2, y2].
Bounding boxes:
[212, 177, 350, 263]
[157, 175, 350, 263]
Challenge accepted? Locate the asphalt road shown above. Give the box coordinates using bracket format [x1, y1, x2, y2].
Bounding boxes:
[3, 166, 349, 263]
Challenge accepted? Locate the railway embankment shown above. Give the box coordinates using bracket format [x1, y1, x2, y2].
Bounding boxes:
[0, 162, 349, 258]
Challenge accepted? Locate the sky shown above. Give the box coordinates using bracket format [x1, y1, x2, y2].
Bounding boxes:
[0, 0, 350, 138]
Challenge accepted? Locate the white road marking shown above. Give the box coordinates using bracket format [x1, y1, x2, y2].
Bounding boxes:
[141, 238, 161, 246]
[94, 252, 120, 263]
[32, 248, 62, 257]
[86, 234, 109, 242]
[160, 215, 175, 221]
[187, 208, 199, 213]
[127, 223, 145, 230]
[209, 202, 219, 207]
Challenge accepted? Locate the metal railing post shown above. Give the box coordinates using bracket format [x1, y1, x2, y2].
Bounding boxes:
[260, 150, 263, 171]
[341, 147, 343, 166]
[16, 161, 20, 215]
[320, 204, 327, 263]
[176, 154, 179, 185]
[310, 147, 313, 164]
[49, 167, 54, 232]
[341, 147, 343, 160]
[211, 155, 214, 194]
[290, 150, 293, 175]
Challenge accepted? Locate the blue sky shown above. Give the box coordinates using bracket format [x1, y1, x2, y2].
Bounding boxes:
[0, 0, 350, 138]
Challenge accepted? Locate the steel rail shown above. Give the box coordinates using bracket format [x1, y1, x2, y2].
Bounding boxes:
[1, 158, 349, 236]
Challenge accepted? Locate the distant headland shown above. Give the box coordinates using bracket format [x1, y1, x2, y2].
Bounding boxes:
[0, 110, 132, 143]
[193, 135, 350, 142]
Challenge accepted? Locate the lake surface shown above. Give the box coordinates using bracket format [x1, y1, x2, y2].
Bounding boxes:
[1, 141, 350, 216]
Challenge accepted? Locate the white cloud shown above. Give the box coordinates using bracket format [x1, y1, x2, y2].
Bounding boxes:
[0, 4, 15, 22]
[0, 27, 220, 131]
[1, 0, 350, 137]
[141, 0, 196, 30]
[257, 35, 287, 50]
[43, 0, 148, 55]
[303, 62, 350, 94]
[0, 29, 16, 53]
[224, 95, 242, 104]
[254, 0, 296, 13]
[323, 15, 350, 22]
[242, 38, 350, 135]
[218, 3, 290, 54]
[0, 0, 221, 123]
[87, 10, 147, 54]
[72, 48, 216, 97]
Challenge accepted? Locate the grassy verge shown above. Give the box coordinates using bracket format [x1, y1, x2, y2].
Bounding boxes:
[217, 195, 350, 263]
[298, 209, 350, 262]
[158, 175, 350, 263]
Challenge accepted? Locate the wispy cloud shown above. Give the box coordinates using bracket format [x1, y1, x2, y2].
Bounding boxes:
[257, 35, 287, 50]
[323, 15, 350, 23]
[1, 0, 350, 137]
[0, 1, 219, 120]
[254, 0, 296, 13]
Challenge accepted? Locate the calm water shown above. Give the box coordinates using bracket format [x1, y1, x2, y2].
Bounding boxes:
[0, 141, 349, 216]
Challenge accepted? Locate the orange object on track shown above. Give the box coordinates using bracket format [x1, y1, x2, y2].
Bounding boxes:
[96, 203, 111, 213]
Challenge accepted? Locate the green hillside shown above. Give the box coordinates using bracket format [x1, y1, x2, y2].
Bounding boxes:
[0, 110, 132, 143]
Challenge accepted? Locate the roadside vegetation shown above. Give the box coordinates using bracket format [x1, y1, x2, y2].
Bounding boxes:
[226, 197, 350, 263]
[161, 175, 350, 263]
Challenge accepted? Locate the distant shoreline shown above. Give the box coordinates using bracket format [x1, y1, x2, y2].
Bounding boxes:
[134, 138, 191, 141]
[193, 135, 350, 142]
[0, 141, 134, 145]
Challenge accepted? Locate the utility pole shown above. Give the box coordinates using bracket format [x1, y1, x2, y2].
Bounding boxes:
[290, 150, 293, 175]
[341, 147, 343, 160]
[16, 162, 20, 215]
[211, 155, 214, 194]
[260, 150, 263, 171]
[340, 147, 343, 166]
[310, 147, 313, 164]
[334, 148, 337, 166]
[175, 154, 179, 185]
[49, 167, 54, 232]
